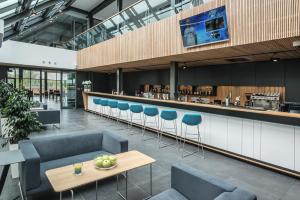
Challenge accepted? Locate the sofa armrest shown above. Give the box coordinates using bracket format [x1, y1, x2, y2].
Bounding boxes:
[102, 131, 128, 154]
[214, 188, 257, 200]
[19, 141, 41, 193]
[171, 163, 236, 200]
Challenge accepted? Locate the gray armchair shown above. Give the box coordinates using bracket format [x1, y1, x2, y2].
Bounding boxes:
[150, 163, 257, 200]
[19, 130, 128, 198]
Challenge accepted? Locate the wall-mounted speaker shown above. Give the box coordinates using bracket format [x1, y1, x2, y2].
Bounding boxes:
[0, 19, 4, 48]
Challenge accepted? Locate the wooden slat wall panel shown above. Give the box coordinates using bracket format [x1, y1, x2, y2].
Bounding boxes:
[77, 0, 300, 70]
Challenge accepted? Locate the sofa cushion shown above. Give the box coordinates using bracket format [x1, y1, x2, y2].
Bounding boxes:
[27, 150, 110, 196]
[149, 189, 188, 200]
[214, 188, 257, 200]
[31, 131, 103, 162]
[171, 163, 236, 200]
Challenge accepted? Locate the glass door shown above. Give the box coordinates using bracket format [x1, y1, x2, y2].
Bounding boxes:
[61, 72, 76, 109]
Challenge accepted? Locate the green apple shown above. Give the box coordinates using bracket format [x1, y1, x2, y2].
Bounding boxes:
[95, 160, 103, 168]
[102, 155, 109, 160]
[109, 156, 117, 165]
[102, 160, 111, 168]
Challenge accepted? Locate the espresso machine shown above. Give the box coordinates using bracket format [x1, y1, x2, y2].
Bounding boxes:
[250, 93, 280, 111]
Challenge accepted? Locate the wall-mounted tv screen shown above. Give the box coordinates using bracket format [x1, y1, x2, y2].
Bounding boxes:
[179, 6, 229, 48]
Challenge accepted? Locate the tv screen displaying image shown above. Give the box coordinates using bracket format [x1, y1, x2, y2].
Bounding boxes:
[179, 6, 229, 48]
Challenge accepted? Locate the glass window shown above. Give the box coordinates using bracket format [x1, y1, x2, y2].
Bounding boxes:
[148, 0, 169, 8]
[22, 78, 30, 90]
[23, 69, 31, 79]
[7, 68, 16, 78]
[103, 20, 114, 29]
[132, 1, 148, 15]
[0, 0, 18, 9]
[0, 9, 15, 19]
[31, 70, 40, 79]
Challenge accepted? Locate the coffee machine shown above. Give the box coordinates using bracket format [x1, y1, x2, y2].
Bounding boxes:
[250, 93, 280, 111]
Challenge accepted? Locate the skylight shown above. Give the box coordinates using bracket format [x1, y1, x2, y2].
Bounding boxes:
[148, 0, 169, 8]
[0, 0, 18, 9]
[0, 8, 15, 19]
[132, 1, 148, 15]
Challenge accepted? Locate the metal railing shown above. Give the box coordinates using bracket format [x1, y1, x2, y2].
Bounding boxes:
[63, 0, 210, 51]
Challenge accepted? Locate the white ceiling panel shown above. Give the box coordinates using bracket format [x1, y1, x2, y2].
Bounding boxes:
[72, 0, 104, 12]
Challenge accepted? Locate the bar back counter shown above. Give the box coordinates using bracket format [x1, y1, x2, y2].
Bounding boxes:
[83, 92, 300, 178]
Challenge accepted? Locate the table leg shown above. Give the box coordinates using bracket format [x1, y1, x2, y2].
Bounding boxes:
[59, 192, 62, 200]
[0, 165, 9, 196]
[96, 181, 98, 200]
[116, 172, 128, 200]
[125, 171, 128, 200]
[70, 190, 74, 200]
[150, 164, 152, 196]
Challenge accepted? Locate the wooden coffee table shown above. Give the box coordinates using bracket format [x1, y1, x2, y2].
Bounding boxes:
[46, 150, 156, 200]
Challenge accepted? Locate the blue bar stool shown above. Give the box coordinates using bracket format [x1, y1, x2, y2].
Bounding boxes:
[93, 98, 102, 115]
[129, 104, 143, 135]
[108, 100, 118, 119]
[159, 110, 179, 149]
[181, 113, 204, 158]
[142, 107, 159, 141]
[100, 99, 109, 117]
[117, 102, 130, 126]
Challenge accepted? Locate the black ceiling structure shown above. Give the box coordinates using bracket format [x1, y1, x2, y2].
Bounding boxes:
[0, 0, 120, 45]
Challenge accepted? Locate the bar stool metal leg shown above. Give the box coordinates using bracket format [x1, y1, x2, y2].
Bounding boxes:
[182, 124, 204, 158]
[159, 119, 179, 149]
[128, 112, 143, 135]
[142, 115, 159, 141]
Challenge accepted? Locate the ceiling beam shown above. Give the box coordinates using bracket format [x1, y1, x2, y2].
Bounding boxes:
[4, 0, 63, 26]
[42, 5, 55, 18]
[14, 0, 34, 32]
[90, 0, 115, 15]
[4, 10, 66, 40]
[65, 0, 77, 7]
[66, 6, 89, 16]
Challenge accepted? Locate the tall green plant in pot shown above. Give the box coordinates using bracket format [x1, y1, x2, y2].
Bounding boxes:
[0, 81, 15, 136]
[0, 81, 15, 116]
[1, 88, 42, 147]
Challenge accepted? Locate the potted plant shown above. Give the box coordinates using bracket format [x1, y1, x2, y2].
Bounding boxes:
[0, 81, 15, 136]
[82, 80, 92, 92]
[1, 87, 42, 178]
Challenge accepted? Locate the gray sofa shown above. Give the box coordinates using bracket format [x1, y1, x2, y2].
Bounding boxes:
[150, 163, 257, 200]
[19, 130, 128, 198]
[35, 109, 61, 126]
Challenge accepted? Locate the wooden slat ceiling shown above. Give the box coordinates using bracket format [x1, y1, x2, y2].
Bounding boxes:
[77, 0, 300, 73]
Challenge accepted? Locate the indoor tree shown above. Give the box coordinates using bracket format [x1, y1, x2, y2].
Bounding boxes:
[0, 81, 15, 116]
[1, 84, 42, 147]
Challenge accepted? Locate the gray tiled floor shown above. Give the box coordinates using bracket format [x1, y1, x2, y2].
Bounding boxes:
[1, 109, 300, 200]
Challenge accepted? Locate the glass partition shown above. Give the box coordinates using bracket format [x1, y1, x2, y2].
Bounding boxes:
[64, 0, 210, 51]
[61, 72, 76, 108]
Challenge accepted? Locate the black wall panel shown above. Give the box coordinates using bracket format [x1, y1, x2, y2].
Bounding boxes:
[123, 69, 169, 95]
[231, 63, 255, 86]
[93, 58, 300, 103]
[285, 60, 300, 103]
[255, 61, 285, 86]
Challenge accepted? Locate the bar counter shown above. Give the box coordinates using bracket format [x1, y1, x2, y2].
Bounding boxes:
[84, 91, 300, 126]
[83, 91, 300, 177]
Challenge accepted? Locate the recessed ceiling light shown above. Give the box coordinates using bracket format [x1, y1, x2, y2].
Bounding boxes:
[271, 57, 280, 62]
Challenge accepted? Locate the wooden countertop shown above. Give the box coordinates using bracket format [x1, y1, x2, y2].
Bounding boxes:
[83, 92, 300, 126]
